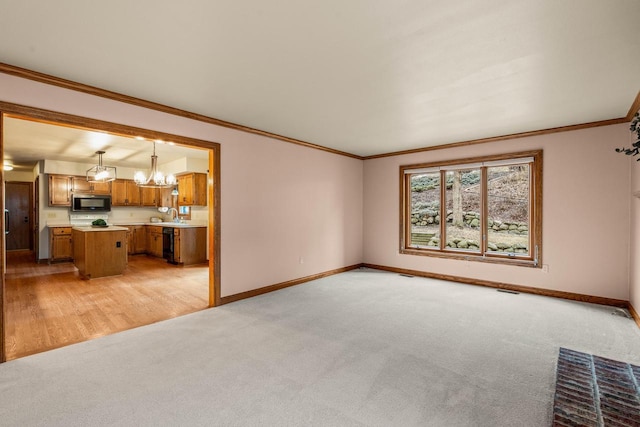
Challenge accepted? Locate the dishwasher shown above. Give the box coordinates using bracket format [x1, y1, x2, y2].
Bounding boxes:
[162, 227, 177, 264]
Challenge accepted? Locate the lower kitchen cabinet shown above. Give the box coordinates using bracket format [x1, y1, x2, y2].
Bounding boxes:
[122, 224, 206, 264]
[127, 225, 147, 255]
[147, 226, 164, 258]
[49, 226, 73, 263]
[173, 227, 207, 265]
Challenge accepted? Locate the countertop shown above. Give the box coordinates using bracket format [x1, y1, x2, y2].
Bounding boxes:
[71, 226, 129, 232]
[48, 222, 206, 229]
[116, 222, 206, 228]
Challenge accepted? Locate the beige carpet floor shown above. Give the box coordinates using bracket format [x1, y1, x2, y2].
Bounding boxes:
[1, 268, 640, 426]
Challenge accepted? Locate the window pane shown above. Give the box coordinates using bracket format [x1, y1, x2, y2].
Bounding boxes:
[445, 169, 481, 251]
[487, 164, 530, 255]
[409, 172, 440, 248]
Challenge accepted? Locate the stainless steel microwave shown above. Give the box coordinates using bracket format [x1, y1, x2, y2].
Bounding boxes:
[71, 194, 112, 212]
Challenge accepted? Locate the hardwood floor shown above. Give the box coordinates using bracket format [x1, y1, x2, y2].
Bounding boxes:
[4, 251, 209, 361]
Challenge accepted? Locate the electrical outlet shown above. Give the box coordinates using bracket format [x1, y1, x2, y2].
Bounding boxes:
[542, 264, 549, 273]
[299, 257, 304, 264]
[47, 213, 56, 218]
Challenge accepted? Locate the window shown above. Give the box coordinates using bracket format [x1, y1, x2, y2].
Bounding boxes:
[400, 150, 542, 267]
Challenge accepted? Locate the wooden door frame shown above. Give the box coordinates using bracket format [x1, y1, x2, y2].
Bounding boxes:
[1, 112, 5, 362]
[0, 103, 222, 363]
[5, 181, 34, 251]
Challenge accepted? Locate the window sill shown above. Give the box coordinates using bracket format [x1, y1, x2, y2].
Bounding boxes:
[400, 247, 540, 268]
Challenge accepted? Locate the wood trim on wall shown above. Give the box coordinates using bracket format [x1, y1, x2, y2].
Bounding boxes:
[0, 103, 222, 363]
[0, 114, 5, 362]
[626, 90, 640, 120]
[364, 118, 627, 160]
[219, 264, 362, 305]
[0, 62, 362, 160]
[1, 103, 217, 151]
[362, 263, 630, 308]
[209, 148, 221, 307]
[1, 63, 637, 162]
[220, 262, 639, 331]
[629, 303, 640, 329]
[399, 150, 543, 268]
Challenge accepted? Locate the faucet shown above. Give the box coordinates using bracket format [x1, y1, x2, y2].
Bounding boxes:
[167, 208, 179, 223]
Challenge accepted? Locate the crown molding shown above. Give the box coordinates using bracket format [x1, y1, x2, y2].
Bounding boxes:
[0, 63, 637, 161]
[0, 62, 363, 160]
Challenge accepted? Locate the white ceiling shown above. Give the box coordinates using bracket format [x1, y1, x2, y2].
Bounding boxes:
[3, 117, 209, 172]
[0, 1, 639, 157]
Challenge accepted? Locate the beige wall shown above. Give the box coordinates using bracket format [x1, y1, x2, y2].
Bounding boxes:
[1, 71, 636, 303]
[363, 124, 632, 300]
[0, 73, 364, 298]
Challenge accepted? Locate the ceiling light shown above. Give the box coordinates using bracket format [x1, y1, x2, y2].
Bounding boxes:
[134, 141, 176, 188]
[3, 160, 14, 171]
[86, 151, 117, 183]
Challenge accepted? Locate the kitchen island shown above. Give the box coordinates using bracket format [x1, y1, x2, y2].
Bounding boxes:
[72, 226, 128, 279]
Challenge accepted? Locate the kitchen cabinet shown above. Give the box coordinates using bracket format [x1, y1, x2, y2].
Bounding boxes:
[48, 174, 111, 206]
[147, 226, 164, 258]
[173, 226, 207, 265]
[126, 225, 147, 255]
[48, 175, 72, 206]
[176, 173, 207, 206]
[72, 227, 127, 279]
[111, 179, 141, 206]
[140, 187, 160, 206]
[70, 177, 111, 194]
[49, 226, 73, 263]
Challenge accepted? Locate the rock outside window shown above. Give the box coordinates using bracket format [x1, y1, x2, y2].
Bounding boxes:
[400, 150, 542, 267]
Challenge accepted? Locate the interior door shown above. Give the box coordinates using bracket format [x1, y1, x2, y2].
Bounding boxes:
[5, 182, 33, 251]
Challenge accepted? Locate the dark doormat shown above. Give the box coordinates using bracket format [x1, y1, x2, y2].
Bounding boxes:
[552, 347, 640, 426]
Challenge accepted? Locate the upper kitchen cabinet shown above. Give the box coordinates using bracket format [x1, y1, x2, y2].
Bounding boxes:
[176, 173, 207, 206]
[140, 186, 160, 207]
[111, 179, 141, 206]
[48, 174, 112, 207]
[49, 175, 72, 206]
[113, 180, 159, 207]
[71, 178, 111, 195]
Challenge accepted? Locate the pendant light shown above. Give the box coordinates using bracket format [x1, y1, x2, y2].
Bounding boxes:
[86, 151, 116, 182]
[134, 140, 176, 188]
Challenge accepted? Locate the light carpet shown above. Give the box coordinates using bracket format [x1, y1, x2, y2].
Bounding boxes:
[1, 268, 640, 426]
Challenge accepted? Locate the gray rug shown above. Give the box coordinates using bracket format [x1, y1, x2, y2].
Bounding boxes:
[553, 347, 640, 426]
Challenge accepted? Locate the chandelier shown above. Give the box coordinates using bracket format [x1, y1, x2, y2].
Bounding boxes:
[134, 141, 176, 188]
[86, 151, 117, 183]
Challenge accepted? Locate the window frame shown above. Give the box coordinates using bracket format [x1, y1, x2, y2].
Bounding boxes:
[400, 150, 542, 268]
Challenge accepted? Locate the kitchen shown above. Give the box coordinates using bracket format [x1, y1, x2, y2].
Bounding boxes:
[3, 114, 216, 360]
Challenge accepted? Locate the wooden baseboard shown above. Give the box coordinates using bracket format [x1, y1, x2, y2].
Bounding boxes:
[362, 263, 629, 308]
[219, 264, 362, 305]
[629, 303, 640, 329]
[218, 262, 639, 330]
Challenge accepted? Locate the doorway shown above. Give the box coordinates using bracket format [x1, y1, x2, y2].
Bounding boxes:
[5, 182, 33, 251]
[0, 106, 221, 363]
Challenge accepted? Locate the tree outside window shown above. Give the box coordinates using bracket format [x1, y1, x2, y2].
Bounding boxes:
[401, 150, 542, 267]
